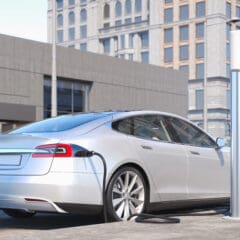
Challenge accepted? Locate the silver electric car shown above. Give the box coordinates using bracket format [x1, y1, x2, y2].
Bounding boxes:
[0, 111, 230, 221]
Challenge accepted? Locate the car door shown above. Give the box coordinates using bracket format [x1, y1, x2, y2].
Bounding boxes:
[113, 114, 188, 202]
[165, 116, 230, 200]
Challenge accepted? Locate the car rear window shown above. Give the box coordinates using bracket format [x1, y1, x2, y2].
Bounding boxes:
[11, 112, 114, 134]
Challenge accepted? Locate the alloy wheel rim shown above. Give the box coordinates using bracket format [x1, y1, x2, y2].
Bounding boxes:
[112, 170, 145, 220]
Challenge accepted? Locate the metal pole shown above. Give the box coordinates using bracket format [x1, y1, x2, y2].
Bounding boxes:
[203, 21, 208, 131]
[51, 0, 57, 117]
[230, 30, 240, 219]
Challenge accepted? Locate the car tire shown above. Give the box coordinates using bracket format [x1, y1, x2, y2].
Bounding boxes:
[3, 209, 36, 218]
[106, 166, 148, 221]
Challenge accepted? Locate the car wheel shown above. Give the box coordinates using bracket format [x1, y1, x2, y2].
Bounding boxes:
[3, 209, 36, 218]
[106, 166, 148, 221]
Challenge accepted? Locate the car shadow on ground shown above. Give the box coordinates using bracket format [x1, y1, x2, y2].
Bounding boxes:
[0, 211, 104, 230]
[0, 207, 229, 231]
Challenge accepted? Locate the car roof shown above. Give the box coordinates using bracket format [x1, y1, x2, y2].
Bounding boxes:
[110, 110, 187, 121]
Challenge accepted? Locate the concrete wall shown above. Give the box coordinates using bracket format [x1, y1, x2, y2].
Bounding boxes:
[0, 34, 187, 124]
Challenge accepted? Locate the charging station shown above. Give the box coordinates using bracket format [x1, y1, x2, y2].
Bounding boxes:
[230, 29, 240, 219]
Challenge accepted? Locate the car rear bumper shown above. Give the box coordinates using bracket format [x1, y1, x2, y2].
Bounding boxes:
[0, 195, 65, 213]
[0, 172, 103, 213]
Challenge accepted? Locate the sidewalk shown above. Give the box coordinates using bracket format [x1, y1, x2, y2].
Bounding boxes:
[1, 209, 240, 240]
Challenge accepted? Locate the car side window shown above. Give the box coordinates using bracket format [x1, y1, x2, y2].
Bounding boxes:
[112, 118, 133, 135]
[112, 115, 171, 142]
[164, 116, 216, 148]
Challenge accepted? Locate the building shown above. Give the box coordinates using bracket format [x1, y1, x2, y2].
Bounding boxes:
[0, 34, 187, 132]
[47, 0, 240, 141]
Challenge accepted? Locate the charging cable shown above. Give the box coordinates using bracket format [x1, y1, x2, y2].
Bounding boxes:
[92, 152, 108, 222]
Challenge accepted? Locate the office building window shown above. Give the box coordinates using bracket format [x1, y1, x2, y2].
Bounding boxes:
[115, 20, 122, 26]
[68, 44, 75, 48]
[80, 43, 87, 51]
[225, 121, 231, 137]
[226, 2, 231, 19]
[179, 65, 189, 76]
[141, 52, 149, 64]
[69, 27, 75, 40]
[164, 47, 173, 62]
[115, 1, 122, 17]
[57, 0, 63, 9]
[135, 16, 142, 22]
[180, 45, 189, 60]
[180, 5, 189, 21]
[129, 53, 133, 60]
[226, 89, 231, 109]
[103, 38, 110, 54]
[69, 0, 75, 6]
[196, 63, 204, 79]
[120, 35, 125, 49]
[165, 0, 172, 3]
[69, 11, 75, 25]
[80, 25, 87, 39]
[164, 28, 173, 43]
[164, 8, 173, 23]
[226, 23, 231, 40]
[135, 0, 142, 13]
[129, 33, 134, 48]
[103, 22, 110, 28]
[196, 1, 205, 18]
[57, 30, 63, 43]
[140, 31, 148, 48]
[104, 4, 110, 19]
[237, 6, 240, 18]
[57, 14, 63, 27]
[196, 43, 204, 58]
[80, 0, 87, 4]
[80, 9, 87, 22]
[226, 42, 230, 60]
[125, 0, 132, 15]
[125, 18, 132, 24]
[226, 64, 230, 78]
[180, 25, 189, 41]
[196, 89, 203, 110]
[196, 22, 204, 38]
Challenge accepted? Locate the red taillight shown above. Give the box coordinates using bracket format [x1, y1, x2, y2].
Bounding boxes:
[32, 143, 73, 158]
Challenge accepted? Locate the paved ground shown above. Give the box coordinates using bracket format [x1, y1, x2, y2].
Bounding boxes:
[1, 208, 240, 240]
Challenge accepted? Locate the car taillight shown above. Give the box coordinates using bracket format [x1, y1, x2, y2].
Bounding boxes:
[32, 144, 73, 158]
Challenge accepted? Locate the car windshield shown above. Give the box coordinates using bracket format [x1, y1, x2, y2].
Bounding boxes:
[10, 112, 114, 134]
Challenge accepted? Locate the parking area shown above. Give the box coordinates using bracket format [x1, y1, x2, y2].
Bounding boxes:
[1, 208, 240, 240]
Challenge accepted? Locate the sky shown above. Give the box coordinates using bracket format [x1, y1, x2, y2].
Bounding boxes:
[0, 0, 48, 42]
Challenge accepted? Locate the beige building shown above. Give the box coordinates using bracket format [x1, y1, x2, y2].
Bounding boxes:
[47, 0, 240, 141]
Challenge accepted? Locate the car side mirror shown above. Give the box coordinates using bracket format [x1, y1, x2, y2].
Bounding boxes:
[216, 137, 225, 149]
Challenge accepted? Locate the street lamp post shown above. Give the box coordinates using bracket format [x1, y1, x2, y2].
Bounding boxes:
[51, 0, 57, 117]
[203, 21, 208, 131]
[229, 18, 240, 219]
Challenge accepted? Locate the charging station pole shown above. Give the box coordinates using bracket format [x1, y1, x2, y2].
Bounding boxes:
[230, 29, 240, 219]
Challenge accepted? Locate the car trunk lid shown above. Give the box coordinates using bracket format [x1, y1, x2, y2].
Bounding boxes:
[0, 134, 60, 176]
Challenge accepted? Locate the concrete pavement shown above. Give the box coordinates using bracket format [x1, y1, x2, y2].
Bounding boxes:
[1, 209, 240, 240]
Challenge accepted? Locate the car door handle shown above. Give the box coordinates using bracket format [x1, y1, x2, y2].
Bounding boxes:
[141, 145, 153, 150]
[190, 151, 200, 155]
